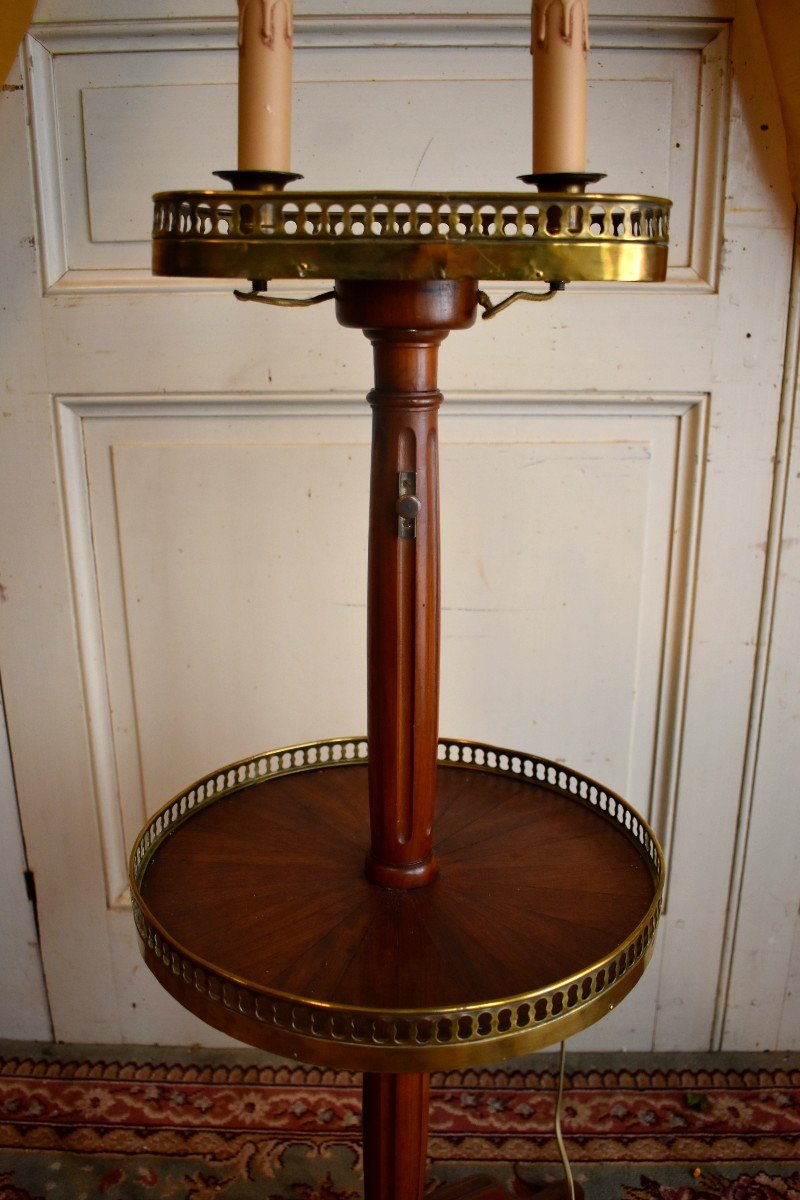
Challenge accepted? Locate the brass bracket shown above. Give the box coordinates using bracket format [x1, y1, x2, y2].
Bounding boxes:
[477, 281, 565, 320]
[234, 280, 336, 308]
[396, 472, 421, 539]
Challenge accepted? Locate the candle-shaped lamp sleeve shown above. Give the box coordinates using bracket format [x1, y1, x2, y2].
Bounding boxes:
[237, 0, 293, 172]
[531, 0, 588, 175]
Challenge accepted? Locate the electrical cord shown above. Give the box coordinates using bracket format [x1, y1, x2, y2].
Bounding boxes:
[554, 1040, 576, 1200]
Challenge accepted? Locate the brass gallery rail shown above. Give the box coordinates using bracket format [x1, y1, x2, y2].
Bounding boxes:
[152, 190, 671, 283]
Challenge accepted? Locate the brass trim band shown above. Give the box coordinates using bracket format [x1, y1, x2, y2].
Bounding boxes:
[152, 190, 671, 283]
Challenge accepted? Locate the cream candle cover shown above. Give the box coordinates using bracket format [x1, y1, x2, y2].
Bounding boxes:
[531, 0, 588, 175]
[237, 0, 293, 172]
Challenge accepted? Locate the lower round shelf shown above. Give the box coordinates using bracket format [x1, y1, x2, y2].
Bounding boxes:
[130, 737, 663, 1072]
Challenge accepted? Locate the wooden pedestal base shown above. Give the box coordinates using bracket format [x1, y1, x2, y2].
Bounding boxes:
[362, 1070, 583, 1200]
[363, 1074, 429, 1200]
[431, 1179, 512, 1200]
[433, 1176, 584, 1200]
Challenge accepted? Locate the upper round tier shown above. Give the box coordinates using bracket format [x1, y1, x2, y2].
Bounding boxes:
[130, 736, 664, 1072]
[151, 190, 670, 283]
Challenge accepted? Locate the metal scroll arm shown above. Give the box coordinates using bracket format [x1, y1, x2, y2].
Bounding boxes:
[477, 280, 565, 320]
[234, 280, 563, 317]
[234, 279, 336, 308]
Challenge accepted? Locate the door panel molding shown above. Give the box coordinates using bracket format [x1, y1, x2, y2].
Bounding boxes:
[716, 231, 800, 1050]
[28, 16, 730, 54]
[57, 390, 706, 923]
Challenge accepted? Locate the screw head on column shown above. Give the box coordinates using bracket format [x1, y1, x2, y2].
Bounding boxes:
[396, 494, 422, 520]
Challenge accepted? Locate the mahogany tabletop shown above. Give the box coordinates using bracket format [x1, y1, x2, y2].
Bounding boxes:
[132, 739, 663, 1072]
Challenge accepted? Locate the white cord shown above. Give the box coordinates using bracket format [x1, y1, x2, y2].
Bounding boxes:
[554, 1040, 576, 1200]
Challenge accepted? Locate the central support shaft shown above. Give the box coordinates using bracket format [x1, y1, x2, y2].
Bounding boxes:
[336, 279, 477, 890]
[337, 279, 478, 1200]
[364, 332, 443, 888]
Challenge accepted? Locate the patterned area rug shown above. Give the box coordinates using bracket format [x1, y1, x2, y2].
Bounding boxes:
[0, 1048, 798, 1200]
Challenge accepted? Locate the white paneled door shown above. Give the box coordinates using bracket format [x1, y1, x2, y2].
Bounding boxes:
[1, 1, 797, 1050]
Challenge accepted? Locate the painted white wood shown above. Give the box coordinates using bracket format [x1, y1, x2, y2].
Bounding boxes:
[0, 60, 54, 1043]
[780, 914, 800, 1049]
[0, 689, 52, 1041]
[31, 2, 739, 27]
[1, 0, 798, 1051]
[652, 0, 796, 1050]
[26, 14, 732, 52]
[721, 233, 800, 1050]
[59, 396, 698, 917]
[0, 51, 123, 1044]
[653, 275, 793, 1049]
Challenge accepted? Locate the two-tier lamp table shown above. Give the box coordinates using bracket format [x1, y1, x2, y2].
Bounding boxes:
[129, 14, 669, 1199]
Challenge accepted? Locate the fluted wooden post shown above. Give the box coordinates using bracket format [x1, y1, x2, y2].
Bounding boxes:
[335, 279, 477, 889]
[362, 1073, 430, 1200]
[337, 280, 478, 1200]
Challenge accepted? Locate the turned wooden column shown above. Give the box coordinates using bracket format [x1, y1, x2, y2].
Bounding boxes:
[336, 279, 477, 889]
[362, 1073, 430, 1200]
[364, 329, 443, 888]
[337, 280, 476, 1200]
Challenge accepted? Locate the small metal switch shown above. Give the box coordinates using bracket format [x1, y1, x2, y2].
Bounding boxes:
[396, 471, 421, 539]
